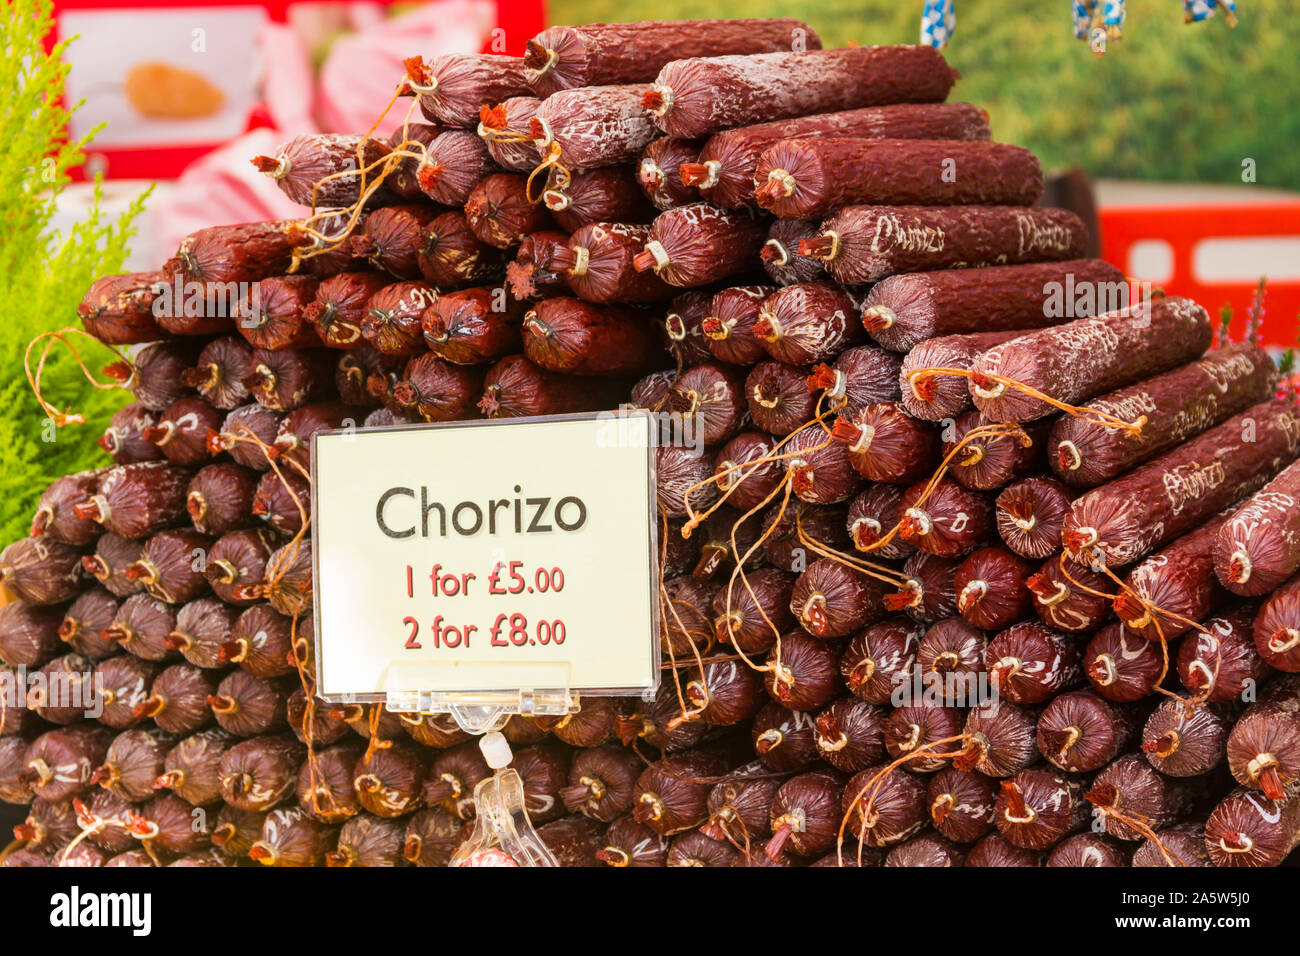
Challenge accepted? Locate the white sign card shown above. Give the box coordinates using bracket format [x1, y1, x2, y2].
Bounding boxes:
[311, 412, 660, 701]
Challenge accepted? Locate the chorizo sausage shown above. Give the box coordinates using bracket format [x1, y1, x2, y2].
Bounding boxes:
[847, 484, 915, 560]
[1142, 698, 1234, 777]
[464, 173, 555, 250]
[668, 362, 748, 446]
[393, 354, 485, 423]
[1114, 511, 1233, 641]
[1215, 457, 1300, 597]
[100, 403, 161, 465]
[899, 330, 1026, 422]
[995, 769, 1087, 850]
[803, 205, 1088, 286]
[351, 203, 445, 280]
[1178, 604, 1270, 704]
[78, 272, 165, 345]
[790, 558, 889, 638]
[713, 431, 782, 514]
[522, 298, 665, 376]
[1087, 754, 1197, 840]
[954, 546, 1033, 631]
[1048, 341, 1278, 487]
[414, 131, 497, 207]
[713, 566, 793, 654]
[842, 615, 924, 706]
[361, 281, 436, 357]
[1083, 622, 1164, 703]
[682, 102, 991, 210]
[478, 354, 624, 418]
[385, 122, 445, 201]
[1131, 824, 1212, 867]
[660, 290, 714, 367]
[815, 697, 886, 774]
[176, 221, 299, 285]
[73, 461, 193, 539]
[531, 85, 660, 170]
[547, 222, 675, 303]
[952, 698, 1038, 778]
[843, 763, 927, 849]
[506, 230, 572, 301]
[807, 344, 902, 419]
[986, 621, 1081, 705]
[753, 138, 1042, 220]
[178, 335, 248, 411]
[632, 202, 769, 288]
[304, 271, 390, 349]
[898, 477, 991, 558]
[761, 218, 824, 286]
[1225, 675, 1300, 800]
[1036, 690, 1137, 774]
[995, 476, 1074, 560]
[755, 282, 866, 366]
[702, 285, 775, 365]
[637, 137, 702, 211]
[418, 210, 509, 288]
[236, 275, 320, 351]
[833, 401, 940, 484]
[971, 296, 1214, 424]
[862, 258, 1125, 353]
[477, 98, 542, 173]
[1026, 556, 1113, 633]
[913, 621, 986, 709]
[404, 54, 532, 128]
[251, 134, 392, 208]
[522, 19, 820, 97]
[1205, 786, 1300, 867]
[422, 285, 524, 365]
[646, 46, 956, 140]
[942, 413, 1048, 492]
[544, 168, 655, 235]
[1254, 572, 1300, 672]
[747, 361, 816, 436]
[1062, 398, 1300, 568]
[899, 551, 960, 624]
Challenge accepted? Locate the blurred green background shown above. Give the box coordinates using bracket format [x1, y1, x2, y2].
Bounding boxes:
[553, 0, 1299, 190]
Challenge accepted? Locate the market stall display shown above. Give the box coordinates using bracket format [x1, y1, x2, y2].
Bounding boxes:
[4, 17, 1298, 869]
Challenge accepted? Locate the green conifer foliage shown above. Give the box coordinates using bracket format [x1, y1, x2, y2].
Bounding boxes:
[0, 0, 151, 542]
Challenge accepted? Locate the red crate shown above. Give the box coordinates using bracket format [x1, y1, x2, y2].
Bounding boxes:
[1100, 201, 1300, 348]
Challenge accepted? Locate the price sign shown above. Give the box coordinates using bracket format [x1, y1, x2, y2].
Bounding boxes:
[311, 412, 660, 702]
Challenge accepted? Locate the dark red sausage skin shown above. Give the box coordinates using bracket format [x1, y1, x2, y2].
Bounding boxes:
[804, 206, 1087, 285]
[863, 259, 1125, 353]
[971, 296, 1214, 424]
[523, 19, 821, 97]
[753, 139, 1042, 220]
[684, 103, 990, 210]
[1063, 399, 1300, 569]
[1215, 458, 1300, 597]
[1049, 342, 1277, 488]
[647, 46, 956, 140]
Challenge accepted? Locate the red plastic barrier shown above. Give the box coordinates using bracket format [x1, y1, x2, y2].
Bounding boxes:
[1100, 201, 1300, 348]
[54, 0, 546, 180]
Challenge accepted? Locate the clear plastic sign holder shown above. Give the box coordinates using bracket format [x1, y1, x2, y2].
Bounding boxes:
[384, 661, 583, 866]
[452, 745, 556, 866]
[384, 660, 578, 735]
